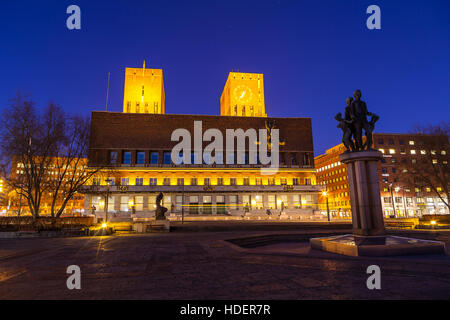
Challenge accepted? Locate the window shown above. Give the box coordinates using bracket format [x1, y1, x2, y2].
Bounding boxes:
[135, 196, 143, 211]
[382, 168, 387, 173]
[204, 178, 211, 185]
[110, 151, 118, 164]
[177, 178, 184, 186]
[399, 139, 404, 145]
[383, 197, 392, 204]
[293, 178, 299, 185]
[268, 195, 276, 209]
[255, 178, 262, 185]
[230, 178, 236, 186]
[379, 149, 385, 154]
[175, 195, 183, 211]
[150, 152, 159, 164]
[292, 195, 301, 208]
[392, 168, 396, 173]
[163, 152, 171, 164]
[243, 178, 249, 185]
[441, 150, 447, 155]
[377, 139, 384, 145]
[148, 195, 157, 210]
[388, 139, 394, 145]
[410, 150, 416, 155]
[149, 178, 157, 186]
[92, 177, 101, 185]
[229, 195, 237, 210]
[137, 151, 145, 164]
[217, 178, 223, 185]
[420, 150, 426, 155]
[409, 140, 415, 145]
[190, 178, 197, 186]
[121, 178, 129, 185]
[305, 178, 311, 185]
[135, 177, 143, 186]
[163, 178, 170, 185]
[227, 152, 235, 164]
[389, 149, 396, 154]
[120, 196, 129, 212]
[291, 154, 298, 165]
[123, 151, 131, 164]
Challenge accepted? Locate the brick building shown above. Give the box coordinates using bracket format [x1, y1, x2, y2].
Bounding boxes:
[81, 64, 321, 219]
[315, 133, 449, 218]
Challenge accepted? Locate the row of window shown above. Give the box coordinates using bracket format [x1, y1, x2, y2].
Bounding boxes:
[91, 193, 315, 212]
[109, 150, 312, 166]
[92, 177, 312, 186]
[379, 148, 446, 156]
[383, 196, 446, 205]
[376, 138, 441, 147]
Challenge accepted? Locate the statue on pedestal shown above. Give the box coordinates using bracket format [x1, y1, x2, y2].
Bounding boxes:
[155, 192, 168, 220]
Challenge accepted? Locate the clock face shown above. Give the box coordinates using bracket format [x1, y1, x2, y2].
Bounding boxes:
[233, 84, 253, 104]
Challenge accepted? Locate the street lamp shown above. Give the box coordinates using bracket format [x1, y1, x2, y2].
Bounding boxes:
[322, 191, 330, 222]
[105, 178, 113, 223]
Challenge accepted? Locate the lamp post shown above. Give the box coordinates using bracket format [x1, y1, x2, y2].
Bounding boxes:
[322, 191, 330, 222]
[105, 178, 112, 223]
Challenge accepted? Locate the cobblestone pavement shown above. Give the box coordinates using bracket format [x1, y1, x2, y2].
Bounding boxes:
[0, 230, 449, 299]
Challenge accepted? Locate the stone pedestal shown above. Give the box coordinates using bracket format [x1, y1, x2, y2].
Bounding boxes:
[340, 150, 385, 236]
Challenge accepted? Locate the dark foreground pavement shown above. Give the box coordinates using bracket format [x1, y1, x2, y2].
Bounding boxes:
[0, 228, 450, 299]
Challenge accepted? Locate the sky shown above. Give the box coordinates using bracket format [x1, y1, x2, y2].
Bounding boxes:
[0, 0, 449, 155]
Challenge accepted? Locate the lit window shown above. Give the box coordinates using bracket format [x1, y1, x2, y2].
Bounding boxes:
[420, 150, 426, 155]
[441, 150, 447, 155]
[410, 150, 416, 155]
[379, 148, 385, 154]
[409, 140, 415, 145]
[389, 149, 395, 154]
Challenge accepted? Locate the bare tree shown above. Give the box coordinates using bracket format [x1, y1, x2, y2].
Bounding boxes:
[399, 122, 449, 212]
[0, 94, 64, 218]
[0, 93, 100, 218]
[46, 114, 101, 217]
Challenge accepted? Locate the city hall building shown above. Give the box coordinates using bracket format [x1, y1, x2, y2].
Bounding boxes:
[82, 63, 321, 218]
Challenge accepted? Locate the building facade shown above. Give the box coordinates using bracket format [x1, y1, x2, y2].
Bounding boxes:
[82, 65, 321, 219]
[315, 133, 449, 218]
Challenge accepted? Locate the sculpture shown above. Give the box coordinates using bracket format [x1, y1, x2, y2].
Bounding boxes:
[335, 90, 379, 152]
[155, 192, 168, 220]
[334, 97, 355, 152]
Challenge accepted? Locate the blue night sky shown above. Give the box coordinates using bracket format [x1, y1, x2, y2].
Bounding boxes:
[1, 0, 449, 155]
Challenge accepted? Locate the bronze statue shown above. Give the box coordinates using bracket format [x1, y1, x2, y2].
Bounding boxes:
[335, 98, 355, 152]
[335, 90, 379, 152]
[155, 192, 168, 220]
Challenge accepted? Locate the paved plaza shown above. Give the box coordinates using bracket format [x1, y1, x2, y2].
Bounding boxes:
[0, 226, 450, 300]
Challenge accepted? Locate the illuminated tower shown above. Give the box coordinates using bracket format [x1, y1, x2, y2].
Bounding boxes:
[122, 61, 165, 114]
[220, 72, 266, 117]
